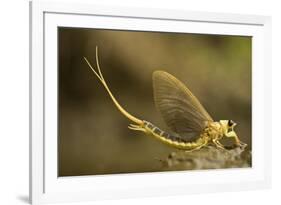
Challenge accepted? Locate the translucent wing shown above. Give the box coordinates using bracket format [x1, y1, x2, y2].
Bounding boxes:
[153, 71, 213, 141]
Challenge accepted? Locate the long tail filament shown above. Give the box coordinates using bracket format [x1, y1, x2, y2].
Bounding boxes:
[83, 46, 143, 125]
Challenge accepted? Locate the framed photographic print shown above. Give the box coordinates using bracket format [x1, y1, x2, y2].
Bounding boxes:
[29, 1, 271, 204]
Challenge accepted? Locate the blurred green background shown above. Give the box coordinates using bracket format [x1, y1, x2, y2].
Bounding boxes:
[58, 27, 251, 176]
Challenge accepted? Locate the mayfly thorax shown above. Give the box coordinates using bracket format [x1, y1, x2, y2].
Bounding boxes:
[84, 46, 247, 152]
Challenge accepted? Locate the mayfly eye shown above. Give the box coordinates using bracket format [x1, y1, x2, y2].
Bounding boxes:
[228, 120, 233, 127]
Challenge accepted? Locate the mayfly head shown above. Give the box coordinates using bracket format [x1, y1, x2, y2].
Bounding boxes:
[219, 120, 247, 148]
[220, 120, 236, 133]
[227, 120, 237, 131]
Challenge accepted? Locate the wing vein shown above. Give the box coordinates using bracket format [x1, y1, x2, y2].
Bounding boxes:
[153, 71, 213, 142]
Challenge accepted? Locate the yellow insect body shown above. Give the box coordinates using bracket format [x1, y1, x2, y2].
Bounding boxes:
[84, 47, 246, 152]
[141, 120, 209, 150]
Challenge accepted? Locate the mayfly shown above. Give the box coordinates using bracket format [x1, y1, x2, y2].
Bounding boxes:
[84, 47, 247, 152]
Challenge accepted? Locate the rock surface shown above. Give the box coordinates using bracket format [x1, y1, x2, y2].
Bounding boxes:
[158, 145, 251, 171]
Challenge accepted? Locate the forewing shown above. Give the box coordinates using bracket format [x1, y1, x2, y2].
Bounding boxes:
[153, 71, 213, 141]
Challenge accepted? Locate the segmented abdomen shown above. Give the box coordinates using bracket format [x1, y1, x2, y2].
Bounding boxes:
[143, 120, 189, 143]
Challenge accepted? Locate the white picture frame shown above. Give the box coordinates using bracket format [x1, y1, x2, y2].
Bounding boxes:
[30, 1, 272, 204]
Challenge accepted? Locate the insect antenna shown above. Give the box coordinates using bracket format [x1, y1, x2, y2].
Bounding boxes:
[84, 46, 143, 125]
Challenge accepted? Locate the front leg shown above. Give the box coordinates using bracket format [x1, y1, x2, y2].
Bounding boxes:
[225, 131, 247, 147]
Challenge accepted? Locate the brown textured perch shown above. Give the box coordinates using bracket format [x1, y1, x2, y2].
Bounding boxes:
[159, 145, 251, 171]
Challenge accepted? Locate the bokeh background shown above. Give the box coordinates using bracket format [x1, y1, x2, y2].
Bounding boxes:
[58, 27, 251, 176]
